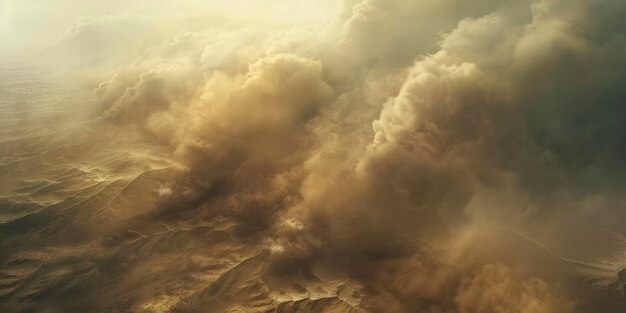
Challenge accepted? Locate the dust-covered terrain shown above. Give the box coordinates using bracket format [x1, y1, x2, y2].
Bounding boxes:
[1, 1, 626, 312]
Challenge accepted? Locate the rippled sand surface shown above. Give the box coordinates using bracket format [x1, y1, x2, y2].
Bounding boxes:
[0, 61, 367, 313]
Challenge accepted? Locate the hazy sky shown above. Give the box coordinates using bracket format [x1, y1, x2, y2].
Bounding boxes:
[0, 0, 340, 55]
